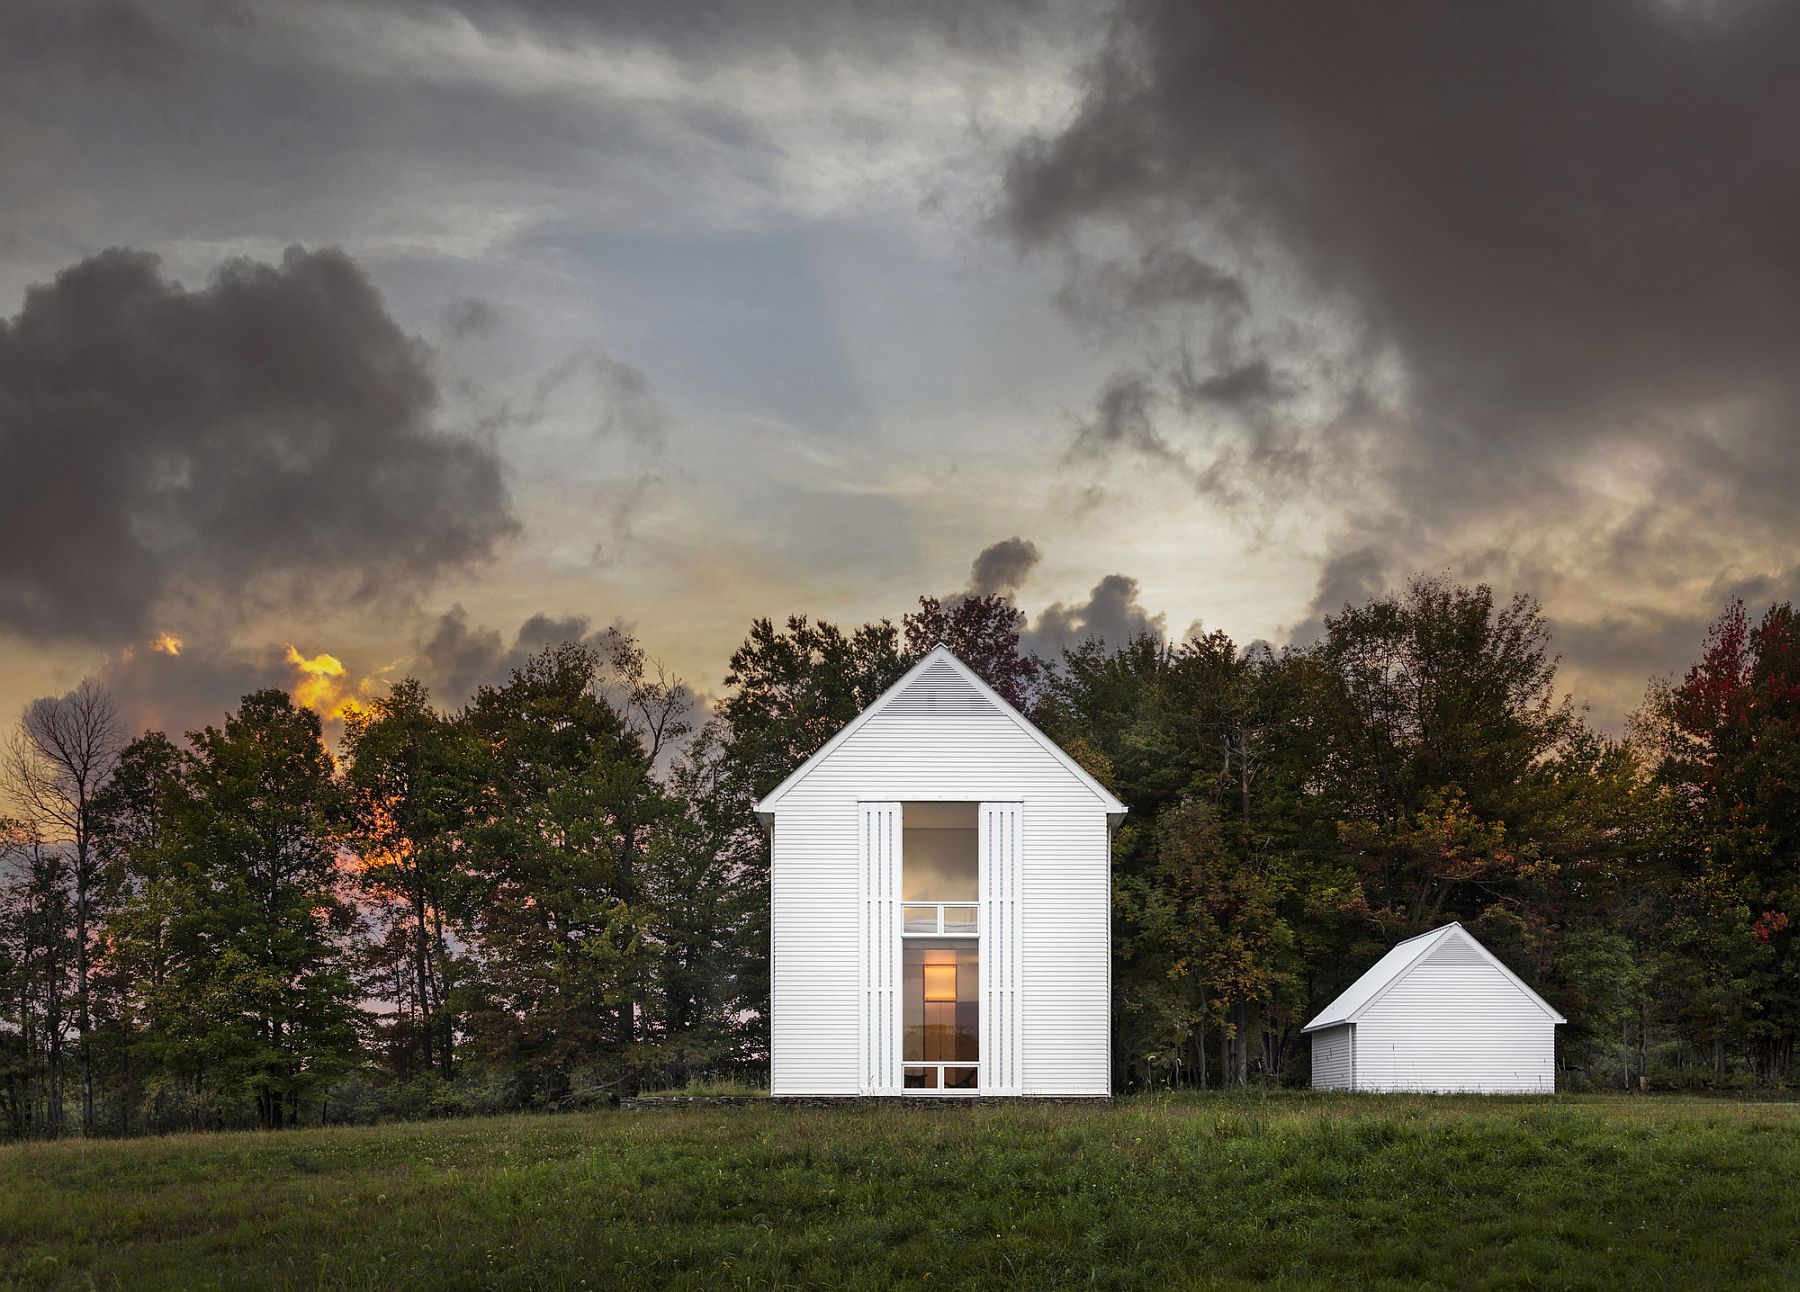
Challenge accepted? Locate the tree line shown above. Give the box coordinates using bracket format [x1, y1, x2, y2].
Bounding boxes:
[2, 578, 1796, 1135]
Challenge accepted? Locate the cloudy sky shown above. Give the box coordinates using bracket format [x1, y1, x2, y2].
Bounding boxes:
[3, 0, 1797, 738]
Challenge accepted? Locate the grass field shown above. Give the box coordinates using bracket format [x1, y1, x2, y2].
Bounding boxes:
[2, 1093, 1797, 1290]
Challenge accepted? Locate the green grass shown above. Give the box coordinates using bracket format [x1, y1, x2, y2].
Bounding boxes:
[2, 1093, 1797, 1290]
[634, 1079, 768, 1099]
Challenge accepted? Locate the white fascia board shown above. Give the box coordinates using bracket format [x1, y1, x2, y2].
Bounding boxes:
[1302, 922, 1568, 1032]
[753, 644, 1128, 821]
[1301, 924, 1457, 1032]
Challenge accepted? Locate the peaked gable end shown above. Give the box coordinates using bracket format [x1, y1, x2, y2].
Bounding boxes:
[755, 645, 1126, 821]
[884, 654, 989, 715]
[1303, 923, 1566, 1032]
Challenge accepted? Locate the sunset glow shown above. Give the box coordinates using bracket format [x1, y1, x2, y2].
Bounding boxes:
[284, 645, 374, 721]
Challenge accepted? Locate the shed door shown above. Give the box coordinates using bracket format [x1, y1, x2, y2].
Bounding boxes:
[858, 802, 902, 1095]
[979, 802, 1024, 1095]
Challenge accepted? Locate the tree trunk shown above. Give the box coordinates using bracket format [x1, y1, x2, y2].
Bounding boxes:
[75, 842, 93, 1137]
[413, 889, 435, 1076]
[432, 905, 455, 1082]
[1233, 1001, 1250, 1086]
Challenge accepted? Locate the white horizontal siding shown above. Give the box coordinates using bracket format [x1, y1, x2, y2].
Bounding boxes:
[770, 693, 1112, 1098]
[1353, 935, 1557, 1093]
[1310, 1023, 1353, 1090]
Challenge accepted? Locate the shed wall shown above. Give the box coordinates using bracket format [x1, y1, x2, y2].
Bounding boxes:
[769, 698, 1112, 1097]
[1352, 937, 1556, 1093]
[1310, 1024, 1354, 1091]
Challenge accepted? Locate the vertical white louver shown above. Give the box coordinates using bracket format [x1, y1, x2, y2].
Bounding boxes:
[857, 802, 902, 1095]
[979, 802, 1024, 1095]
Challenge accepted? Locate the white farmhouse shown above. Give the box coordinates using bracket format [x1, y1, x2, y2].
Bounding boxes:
[1304, 922, 1565, 1093]
[757, 645, 1125, 1097]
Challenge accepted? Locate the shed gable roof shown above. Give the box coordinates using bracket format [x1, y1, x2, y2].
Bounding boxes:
[754, 644, 1127, 820]
[1302, 922, 1566, 1033]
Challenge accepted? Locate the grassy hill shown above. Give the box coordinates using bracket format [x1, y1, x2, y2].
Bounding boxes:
[2, 1093, 1796, 1290]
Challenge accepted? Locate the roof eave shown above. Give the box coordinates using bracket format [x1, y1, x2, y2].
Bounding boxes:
[754, 643, 1128, 816]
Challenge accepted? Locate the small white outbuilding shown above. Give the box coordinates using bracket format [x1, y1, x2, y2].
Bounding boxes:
[757, 644, 1125, 1097]
[1303, 922, 1565, 1093]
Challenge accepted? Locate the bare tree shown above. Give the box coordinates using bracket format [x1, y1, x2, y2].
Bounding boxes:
[2, 681, 121, 1135]
[602, 628, 693, 769]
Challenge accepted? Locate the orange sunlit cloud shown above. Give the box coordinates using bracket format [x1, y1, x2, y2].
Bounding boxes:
[150, 632, 183, 656]
[284, 644, 382, 722]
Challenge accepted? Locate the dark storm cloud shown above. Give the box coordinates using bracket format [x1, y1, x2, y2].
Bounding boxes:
[95, 639, 297, 740]
[1006, 0, 1800, 706]
[1286, 547, 1395, 648]
[940, 539, 1166, 661]
[404, 0, 1066, 62]
[1024, 573, 1166, 659]
[0, 0, 1089, 281]
[415, 605, 630, 707]
[1174, 358, 1283, 412]
[415, 605, 508, 707]
[1008, 0, 1800, 478]
[1071, 371, 1182, 467]
[1053, 248, 1245, 334]
[969, 537, 1043, 598]
[0, 0, 186, 88]
[0, 246, 516, 644]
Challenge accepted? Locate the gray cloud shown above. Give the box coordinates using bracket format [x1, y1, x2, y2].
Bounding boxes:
[0, 0, 1087, 297]
[444, 296, 500, 339]
[528, 351, 669, 452]
[415, 605, 631, 707]
[1024, 573, 1166, 659]
[968, 536, 1042, 598]
[1286, 546, 1394, 649]
[0, 246, 517, 645]
[414, 605, 508, 708]
[1174, 357, 1284, 412]
[1071, 371, 1181, 467]
[1006, 0, 1800, 716]
[1053, 247, 1245, 335]
[95, 638, 299, 741]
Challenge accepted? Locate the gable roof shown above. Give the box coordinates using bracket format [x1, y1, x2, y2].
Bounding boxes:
[1301, 922, 1566, 1033]
[754, 644, 1127, 823]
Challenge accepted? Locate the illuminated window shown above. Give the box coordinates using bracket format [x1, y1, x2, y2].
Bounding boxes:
[905, 941, 978, 1091]
[923, 963, 957, 1002]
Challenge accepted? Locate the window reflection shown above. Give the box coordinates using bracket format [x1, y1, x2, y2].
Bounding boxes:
[902, 802, 977, 901]
[904, 941, 978, 1065]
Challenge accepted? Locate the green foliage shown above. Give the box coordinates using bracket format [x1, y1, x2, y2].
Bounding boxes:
[86, 693, 366, 1130]
[340, 680, 478, 1084]
[14, 576, 1800, 1138]
[716, 614, 907, 802]
[457, 642, 666, 1099]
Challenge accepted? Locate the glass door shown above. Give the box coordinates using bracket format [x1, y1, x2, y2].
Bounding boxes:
[900, 803, 980, 1093]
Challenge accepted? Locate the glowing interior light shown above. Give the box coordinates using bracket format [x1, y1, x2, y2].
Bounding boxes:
[923, 963, 956, 1002]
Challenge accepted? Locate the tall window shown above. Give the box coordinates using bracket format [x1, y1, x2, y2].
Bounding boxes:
[902, 801, 978, 934]
[903, 943, 978, 1089]
[902, 803, 978, 1091]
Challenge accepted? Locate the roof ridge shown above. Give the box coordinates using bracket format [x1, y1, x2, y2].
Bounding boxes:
[753, 642, 1127, 819]
[1391, 921, 1460, 948]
